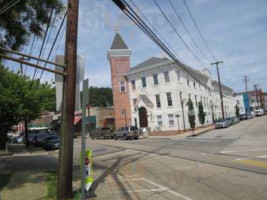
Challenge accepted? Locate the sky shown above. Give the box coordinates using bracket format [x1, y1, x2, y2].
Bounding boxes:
[8, 0, 267, 92]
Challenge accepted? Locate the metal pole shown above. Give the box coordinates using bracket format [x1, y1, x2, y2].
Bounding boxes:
[57, 0, 79, 199]
[81, 79, 88, 200]
[176, 115, 180, 134]
[211, 61, 224, 119]
[0, 47, 65, 68]
[0, 54, 66, 76]
[179, 92, 186, 132]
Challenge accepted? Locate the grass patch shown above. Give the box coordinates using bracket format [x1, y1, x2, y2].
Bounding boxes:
[46, 171, 81, 200]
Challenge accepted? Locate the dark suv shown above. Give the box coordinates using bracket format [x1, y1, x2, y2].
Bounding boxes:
[90, 127, 113, 139]
[114, 126, 140, 140]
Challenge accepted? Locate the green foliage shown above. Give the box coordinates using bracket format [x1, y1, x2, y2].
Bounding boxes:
[235, 105, 240, 117]
[0, 0, 64, 50]
[88, 87, 113, 107]
[46, 171, 81, 200]
[198, 101, 206, 125]
[187, 99, 196, 129]
[0, 66, 55, 149]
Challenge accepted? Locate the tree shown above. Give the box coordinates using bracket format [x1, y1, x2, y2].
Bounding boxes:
[0, 0, 64, 50]
[0, 66, 56, 149]
[187, 99, 196, 134]
[87, 87, 113, 107]
[235, 105, 240, 117]
[198, 101, 206, 126]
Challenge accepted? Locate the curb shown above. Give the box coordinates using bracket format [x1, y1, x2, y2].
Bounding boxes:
[186, 128, 215, 138]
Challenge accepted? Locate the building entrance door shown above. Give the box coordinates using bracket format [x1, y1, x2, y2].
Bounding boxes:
[139, 107, 148, 128]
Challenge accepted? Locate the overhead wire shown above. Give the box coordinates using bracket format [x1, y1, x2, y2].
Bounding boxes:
[127, 0, 184, 63]
[115, 0, 213, 90]
[168, 0, 210, 63]
[0, 0, 21, 15]
[182, 0, 217, 61]
[24, 35, 36, 75]
[30, 8, 54, 88]
[37, 11, 67, 87]
[152, 0, 205, 68]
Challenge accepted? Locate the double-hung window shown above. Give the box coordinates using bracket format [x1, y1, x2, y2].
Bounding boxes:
[155, 94, 161, 108]
[168, 114, 174, 126]
[131, 80, 136, 90]
[119, 81, 126, 92]
[153, 74, 159, 85]
[164, 71, 170, 82]
[166, 92, 172, 107]
[157, 115, 163, 127]
[141, 77, 146, 88]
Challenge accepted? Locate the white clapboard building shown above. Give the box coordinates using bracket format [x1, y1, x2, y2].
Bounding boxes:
[108, 32, 242, 132]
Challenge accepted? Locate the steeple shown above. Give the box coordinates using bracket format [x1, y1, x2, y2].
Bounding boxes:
[110, 32, 128, 50]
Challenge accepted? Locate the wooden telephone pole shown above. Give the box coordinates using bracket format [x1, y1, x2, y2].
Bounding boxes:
[57, 0, 79, 199]
[211, 61, 224, 119]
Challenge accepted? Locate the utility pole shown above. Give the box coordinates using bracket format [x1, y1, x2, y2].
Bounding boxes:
[57, 0, 79, 199]
[254, 84, 260, 109]
[242, 75, 250, 116]
[211, 61, 225, 119]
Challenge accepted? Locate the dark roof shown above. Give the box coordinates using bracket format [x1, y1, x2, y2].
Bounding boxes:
[110, 32, 128, 50]
[130, 57, 169, 71]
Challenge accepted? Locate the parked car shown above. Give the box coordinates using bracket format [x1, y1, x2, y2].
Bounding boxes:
[90, 127, 113, 140]
[239, 114, 248, 121]
[255, 109, 264, 117]
[40, 135, 59, 147]
[114, 126, 140, 140]
[32, 134, 47, 147]
[226, 117, 235, 125]
[215, 119, 230, 129]
[233, 117, 240, 124]
[43, 139, 60, 151]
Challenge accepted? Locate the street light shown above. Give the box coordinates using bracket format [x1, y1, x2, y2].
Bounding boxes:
[175, 114, 180, 134]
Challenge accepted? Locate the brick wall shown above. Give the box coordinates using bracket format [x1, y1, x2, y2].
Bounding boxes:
[110, 57, 131, 129]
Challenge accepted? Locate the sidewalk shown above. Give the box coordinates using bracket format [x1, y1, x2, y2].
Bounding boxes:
[146, 125, 215, 140]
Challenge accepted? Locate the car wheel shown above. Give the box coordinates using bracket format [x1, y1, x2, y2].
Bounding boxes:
[123, 134, 128, 140]
[134, 136, 139, 140]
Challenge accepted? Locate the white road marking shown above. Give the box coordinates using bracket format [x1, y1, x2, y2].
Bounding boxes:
[257, 155, 267, 159]
[220, 148, 267, 154]
[141, 178, 194, 200]
[103, 177, 193, 200]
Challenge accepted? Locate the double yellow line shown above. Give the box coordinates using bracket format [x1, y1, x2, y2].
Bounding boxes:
[236, 159, 267, 168]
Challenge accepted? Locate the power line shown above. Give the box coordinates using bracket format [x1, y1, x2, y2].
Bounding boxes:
[24, 35, 36, 75]
[168, 0, 210, 63]
[113, 0, 213, 91]
[152, 0, 205, 68]
[0, 0, 20, 15]
[182, 0, 217, 61]
[37, 11, 67, 85]
[128, 0, 184, 62]
[31, 8, 54, 87]
[43, 22, 66, 83]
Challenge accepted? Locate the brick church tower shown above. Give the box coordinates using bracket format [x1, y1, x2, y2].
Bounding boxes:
[108, 32, 132, 129]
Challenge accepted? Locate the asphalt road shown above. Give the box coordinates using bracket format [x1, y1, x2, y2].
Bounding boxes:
[2, 116, 267, 200]
[79, 115, 267, 200]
